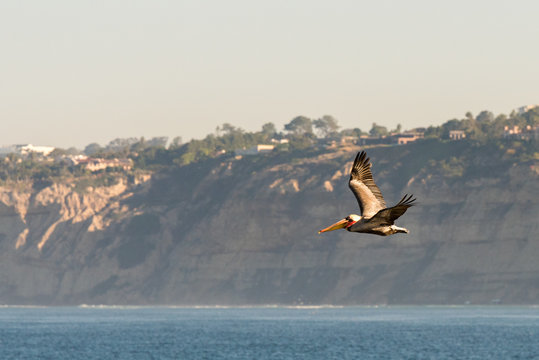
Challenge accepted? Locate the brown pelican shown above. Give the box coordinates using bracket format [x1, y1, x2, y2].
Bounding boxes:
[319, 151, 416, 236]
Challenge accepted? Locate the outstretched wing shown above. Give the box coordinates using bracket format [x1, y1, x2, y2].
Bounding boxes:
[348, 151, 386, 218]
[369, 194, 416, 226]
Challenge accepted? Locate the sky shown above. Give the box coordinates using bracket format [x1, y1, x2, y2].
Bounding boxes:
[1, 0, 538, 149]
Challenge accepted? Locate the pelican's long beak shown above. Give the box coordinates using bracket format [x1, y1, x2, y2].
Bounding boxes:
[318, 218, 348, 234]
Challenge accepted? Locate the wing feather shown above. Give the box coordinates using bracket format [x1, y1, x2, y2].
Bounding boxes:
[348, 151, 386, 218]
[369, 194, 416, 226]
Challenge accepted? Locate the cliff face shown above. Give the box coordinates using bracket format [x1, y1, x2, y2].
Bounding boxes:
[0, 140, 538, 305]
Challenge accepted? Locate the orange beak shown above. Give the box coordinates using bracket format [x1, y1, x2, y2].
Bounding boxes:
[318, 218, 349, 234]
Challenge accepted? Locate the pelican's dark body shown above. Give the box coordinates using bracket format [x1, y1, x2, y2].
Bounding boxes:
[346, 194, 416, 236]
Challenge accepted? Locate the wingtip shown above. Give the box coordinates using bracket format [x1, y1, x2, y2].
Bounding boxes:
[403, 194, 417, 206]
[352, 151, 370, 173]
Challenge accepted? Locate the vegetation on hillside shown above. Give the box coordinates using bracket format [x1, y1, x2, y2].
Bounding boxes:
[0, 108, 537, 187]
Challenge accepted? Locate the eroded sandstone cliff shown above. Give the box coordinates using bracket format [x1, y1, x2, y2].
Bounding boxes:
[0, 140, 537, 305]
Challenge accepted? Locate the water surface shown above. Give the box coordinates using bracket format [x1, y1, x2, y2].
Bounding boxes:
[1, 306, 538, 359]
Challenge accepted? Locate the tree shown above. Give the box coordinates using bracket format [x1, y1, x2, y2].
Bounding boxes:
[476, 111, 494, 124]
[424, 125, 441, 138]
[130, 137, 147, 153]
[369, 123, 388, 137]
[106, 138, 138, 151]
[284, 116, 313, 135]
[261, 122, 277, 136]
[49, 148, 68, 157]
[66, 147, 81, 155]
[6, 153, 19, 163]
[219, 123, 242, 135]
[313, 115, 340, 138]
[522, 107, 539, 126]
[340, 128, 363, 137]
[169, 136, 183, 149]
[147, 137, 168, 148]
[84, 143, 103, 156]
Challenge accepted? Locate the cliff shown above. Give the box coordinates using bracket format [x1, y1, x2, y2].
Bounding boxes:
[0, 140, 538, 305]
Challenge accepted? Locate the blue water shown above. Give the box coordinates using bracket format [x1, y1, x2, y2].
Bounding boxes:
[1, 306, 538, 359]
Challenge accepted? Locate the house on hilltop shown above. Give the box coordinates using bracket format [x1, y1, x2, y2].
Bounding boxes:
[57, 154, 89, 166]
[358, 135, 392, 146]
[391, 131, 424, 145]
[77, 158, 133, 172]
[516, 104, 538, 115]
[449, 130, 466, 140]
[357, 130, 425, 146]
[503, 125, 538, 140]
[0, 144, 55, 157]
[235, 144, 275, 156]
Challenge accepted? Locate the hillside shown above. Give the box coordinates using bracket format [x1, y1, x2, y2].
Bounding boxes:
[0, 139, 538, 305]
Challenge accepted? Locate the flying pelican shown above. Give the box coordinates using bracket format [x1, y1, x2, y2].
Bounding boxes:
[319, 151, 416, 236]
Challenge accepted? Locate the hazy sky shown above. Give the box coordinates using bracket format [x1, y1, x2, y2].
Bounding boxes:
[1, 0, 538, 149]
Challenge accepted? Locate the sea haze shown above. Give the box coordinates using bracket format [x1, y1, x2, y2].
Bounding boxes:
[1, 306, 538, 359]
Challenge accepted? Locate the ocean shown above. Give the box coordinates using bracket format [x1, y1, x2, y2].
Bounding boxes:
[1, 306, 538, 359]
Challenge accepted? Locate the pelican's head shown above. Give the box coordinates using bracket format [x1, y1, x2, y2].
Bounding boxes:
[318, 214, 361, 234]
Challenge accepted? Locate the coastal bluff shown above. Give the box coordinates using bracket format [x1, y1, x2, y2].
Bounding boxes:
[1, 140, 538, 305]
